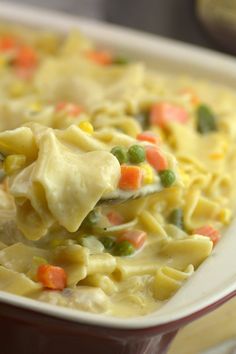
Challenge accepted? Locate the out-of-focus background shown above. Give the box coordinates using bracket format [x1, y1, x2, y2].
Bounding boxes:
[3, 1, 236, 353]
[5, 0, 236, 54]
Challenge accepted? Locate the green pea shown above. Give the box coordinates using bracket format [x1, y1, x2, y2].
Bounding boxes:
[114, 240, 135, 256]
[196, 104, 217, 134]
[168, 208, 184, 229]
[128, 145, 145, 164]
[159, 170, 176, 188]
[111, 146, 128, 164]
[100, 236, 116, 250]
[113, 56, 129, 65]
[82, 210, 100, 227]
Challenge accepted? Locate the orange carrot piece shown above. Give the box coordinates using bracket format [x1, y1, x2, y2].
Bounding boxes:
[0, 35, 18, 52]
[118, 229, 147, 249]
[193, 225, 220, 246]
[37, 264, 67, 290]
[14, 45, 38, 69]
[137, 131, 160, 144]
[145, 146, 168, 171]
[119, 165, 142, 190]
[107, 211, 124, 225]
[55, 102, 83, 116]
[150, 102, 188, 128]
[86, 50, 113, 65]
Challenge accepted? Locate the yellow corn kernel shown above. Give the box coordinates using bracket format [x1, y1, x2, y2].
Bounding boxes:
[140, 163, 154, 184]
[28, 101, 42, 114]
[3, 155, 26, 176]
[9, 81, 27, 98]
[79, 121, 94, 134]
[209, 152, 224, 160]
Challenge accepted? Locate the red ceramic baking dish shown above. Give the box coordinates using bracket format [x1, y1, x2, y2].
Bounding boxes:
[0, 2, 236, 354]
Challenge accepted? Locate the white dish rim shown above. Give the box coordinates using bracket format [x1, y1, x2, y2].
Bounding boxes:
[0, 1, 236, 330]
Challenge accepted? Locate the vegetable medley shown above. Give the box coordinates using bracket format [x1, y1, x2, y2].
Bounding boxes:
[0, 24, 235, 317]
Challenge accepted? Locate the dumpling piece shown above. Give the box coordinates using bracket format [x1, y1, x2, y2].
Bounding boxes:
[0, 124, 120, 240]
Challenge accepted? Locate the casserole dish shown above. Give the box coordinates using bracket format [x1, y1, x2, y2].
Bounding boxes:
[0, 2, 236, 353]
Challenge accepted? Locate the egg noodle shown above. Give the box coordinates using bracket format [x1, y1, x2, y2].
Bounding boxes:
[0, 25, 235, 317]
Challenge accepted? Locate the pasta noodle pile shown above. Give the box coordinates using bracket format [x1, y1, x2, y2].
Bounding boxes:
[0, 24, 235, 317]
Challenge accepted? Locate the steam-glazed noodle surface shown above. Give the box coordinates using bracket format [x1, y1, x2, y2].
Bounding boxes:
[0, 24, 235, 317]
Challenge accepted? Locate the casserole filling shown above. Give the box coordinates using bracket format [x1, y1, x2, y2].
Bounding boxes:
[0, 25, 235, 317]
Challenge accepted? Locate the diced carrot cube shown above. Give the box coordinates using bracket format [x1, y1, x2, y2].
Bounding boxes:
[0, 35, 18, 52]
[118, 229, 147, 249]
[193, 225, 220, 246]
[14, 46, 38, 69]
[137, 131, 160, 144]
[86, 50, 113, 65]
[150, 102, 188, 128]
[55, 102, 67, 112]
[70, 105, 83, 116]
[55, 102, 83, 117]
[119, 165, 142, 190]
[107, 211, 124, 225]
[37, 264, 67, 290]
[145, 146, 168, 171]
